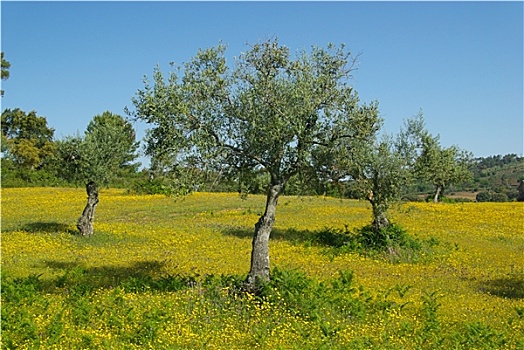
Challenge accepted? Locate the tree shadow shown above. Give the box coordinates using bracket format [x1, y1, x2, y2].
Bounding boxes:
[20, 222, 77, 235]
[478, 274, 524, 299]
[223, 226, 353, 248]
[44, 260, 79, 270]
[18, 259, 203, 294]
[2, 259, 237, 302]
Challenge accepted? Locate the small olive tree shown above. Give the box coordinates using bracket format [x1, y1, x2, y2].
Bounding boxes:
[53, 111, 140, 186]
[328, 114, 424, 237]
[415, 133, 473, 203]
[351, 137, 412, 232]
[128, 39, 379, 288]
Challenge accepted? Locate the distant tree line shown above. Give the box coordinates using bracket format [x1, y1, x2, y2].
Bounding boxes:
[1, 108, 141, 188]
[474, 154, 523, 170]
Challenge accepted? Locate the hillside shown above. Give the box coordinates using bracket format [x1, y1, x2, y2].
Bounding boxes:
[466, 154, 524, 200]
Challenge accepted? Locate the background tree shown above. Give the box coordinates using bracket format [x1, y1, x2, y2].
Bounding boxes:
[415, 133, 473, 203]
[349, 137, 412, 232]
[51, 112, 139, 186]
[1, 108, 55, 170]
[128, 39, 379, 288]
[1, 52, 10, 96]
[517, 177, 524, 202]
[326, 114, 425, 238]
[83, 111, 140, 186]
[52, 135, 86, 184]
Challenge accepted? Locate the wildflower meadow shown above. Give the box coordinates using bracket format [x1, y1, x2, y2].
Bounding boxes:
[1, 187, 523, 349]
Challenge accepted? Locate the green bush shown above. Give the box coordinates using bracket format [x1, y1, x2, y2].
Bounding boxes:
[356, 223, 418, 250]
[0, 164, 70, 188]
[401, 194, 424, 202]
[475, 191, 509, 202]
[305, 224, 437, 265]
[476, 191, 492, 202]
[257, 267, 368, 324]
[491, 192, 508, 202]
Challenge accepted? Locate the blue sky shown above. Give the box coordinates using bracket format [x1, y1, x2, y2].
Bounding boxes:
[1, 1, 523, 163]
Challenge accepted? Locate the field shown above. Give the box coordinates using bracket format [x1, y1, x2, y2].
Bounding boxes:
[1, 187, 523, 349]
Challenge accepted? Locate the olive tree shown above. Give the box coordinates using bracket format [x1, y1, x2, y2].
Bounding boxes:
[350, 137, 411, 231]
[83, 111, 140, 186]
[128, 39, 379, 288]
[415, 133, 472, 203]
[326, 114, 424, 236]
[53, 112, 140, 186]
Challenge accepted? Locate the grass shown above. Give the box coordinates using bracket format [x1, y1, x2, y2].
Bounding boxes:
[1, 187, 523, 349]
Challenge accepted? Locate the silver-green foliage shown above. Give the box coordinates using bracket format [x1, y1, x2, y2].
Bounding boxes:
[54, 111, 139, 186]
[415, 129, 473, 203]
[327, 113, 426, 232]
[129, 39, 378, 186]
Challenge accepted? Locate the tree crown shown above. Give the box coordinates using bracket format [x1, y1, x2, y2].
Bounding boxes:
[129, 39, 380, 190]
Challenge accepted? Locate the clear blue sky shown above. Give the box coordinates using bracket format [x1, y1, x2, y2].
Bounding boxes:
[2, 1, 523, 162]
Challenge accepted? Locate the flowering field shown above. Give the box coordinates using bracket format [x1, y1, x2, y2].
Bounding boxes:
[1, 187, 523, 349]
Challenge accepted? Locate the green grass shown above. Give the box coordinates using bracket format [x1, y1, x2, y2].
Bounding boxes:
[1, 188, 523, 349]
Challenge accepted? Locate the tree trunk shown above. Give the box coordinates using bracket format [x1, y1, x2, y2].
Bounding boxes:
[371, 201, 390, 232]
[245, 182, 284, 290]
[433, 185, 443, 203]
[77, 181, 99, 236]
[517, 179, 524, 202]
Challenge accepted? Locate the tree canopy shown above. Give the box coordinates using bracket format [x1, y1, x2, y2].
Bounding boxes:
[1, 108, 55, 169]
[1, 52, 10, 97]
[52, 111, 140, 186]
[129, 40, 378, 185]
[83, 111, 140, 185]
[415, 132, 473, 202]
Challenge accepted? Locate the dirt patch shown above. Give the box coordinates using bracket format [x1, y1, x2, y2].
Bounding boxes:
[447, 191, 478, 200]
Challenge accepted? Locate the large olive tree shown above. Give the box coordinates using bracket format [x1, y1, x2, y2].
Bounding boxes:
[128, 39, 379, 288]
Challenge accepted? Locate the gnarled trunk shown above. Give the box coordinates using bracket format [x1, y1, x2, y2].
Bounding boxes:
[245, 182, 284, 290]
[372, 209, 390, 232]
[433, 185, 443, 203]
[371, 201, 390, 232]
[77, 181, 99, 236]
[367, 190, 389, 232]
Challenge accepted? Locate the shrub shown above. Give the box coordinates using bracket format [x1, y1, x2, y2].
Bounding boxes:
[506, 189, 519, 201]
[401, 194, 424, 202]
[476, 191, 492, 202]
[257, 267, 367, 324]
[491, 192, 508, 202]
[356, 223, 417, 250]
